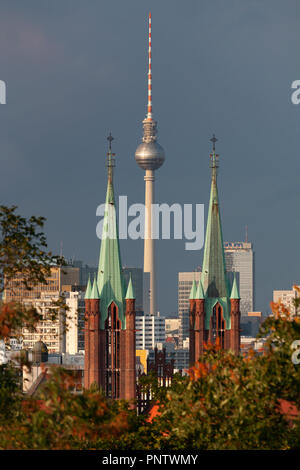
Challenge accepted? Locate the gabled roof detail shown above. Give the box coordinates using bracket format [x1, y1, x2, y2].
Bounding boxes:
[90, 275, 100, 300]
[230, 272, 240, 299]
[195, 280, 205, 299]
[125, 274, 135, 300]
[84, 275, 92, 300]
[189, 280, 197, 300]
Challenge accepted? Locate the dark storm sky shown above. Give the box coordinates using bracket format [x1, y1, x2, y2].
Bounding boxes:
[1, 0, 299, 315]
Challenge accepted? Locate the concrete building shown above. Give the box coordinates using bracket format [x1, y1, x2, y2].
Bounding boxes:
[21, 292, 66, 354]
[224, 241, 254, 317]
[70, 260, 97, 287]
[178, 271, 201, 347]
[6, 288, 85, 356]
[165, 317, 180, 338]
[135, 13, 165, 316]
[273, 286, 300, 318]
[22, 343, 84, 394]
[65, 291, 85, 354]
[135, 314, 166, 350]
[240, 336, 266, 356]
[240, 311, 263, 337]
[136, 350, 148, 374]
[148, 342, 189, 373]
[3, 266, 85, 356]
[3, 266, 80, 303]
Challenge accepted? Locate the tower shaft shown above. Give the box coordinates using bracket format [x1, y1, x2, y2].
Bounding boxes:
[144, 169, 156, 315]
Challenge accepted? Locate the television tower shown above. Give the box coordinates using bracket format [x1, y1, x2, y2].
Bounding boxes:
[135, 13, 165, 316]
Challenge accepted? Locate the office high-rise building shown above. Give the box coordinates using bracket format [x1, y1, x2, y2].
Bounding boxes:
[70, 260, 97, 287]
[142, 272, 150, 316]
[3, 266, 81, 355]
[21, 292, 66, 354]
[135, 314, 165, 350]
[65, 291, 85, 354]
[224, 242, 254, 317]
[273, 286, 300, 318]
[4, 266, 80, 303]
[17, 289, 85, 355]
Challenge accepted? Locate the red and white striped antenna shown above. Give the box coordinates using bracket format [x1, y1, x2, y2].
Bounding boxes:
[147, 12, 153, 120]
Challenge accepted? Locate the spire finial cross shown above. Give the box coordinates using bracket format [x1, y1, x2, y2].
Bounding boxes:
[106, 133, 116, 178]
[107, 132, 114, 152]
[210, 134, 218, 152]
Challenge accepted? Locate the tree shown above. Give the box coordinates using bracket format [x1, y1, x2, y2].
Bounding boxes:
[0, 205, 147, 450]
[0, 205, 62, 292]
[0, 204, 299, 450]
[148, 305, 300, 450]
[0, 205, 65, 339]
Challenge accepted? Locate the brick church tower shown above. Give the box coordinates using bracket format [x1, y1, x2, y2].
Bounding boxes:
[84, 134, 136, 401]
[189, 136, 240, 365]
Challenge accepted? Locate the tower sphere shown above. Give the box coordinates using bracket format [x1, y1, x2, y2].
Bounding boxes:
[135, 141, 165, 171]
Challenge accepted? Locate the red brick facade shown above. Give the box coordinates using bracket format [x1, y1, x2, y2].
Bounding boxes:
[84, 298, 136, 401]
[189, 299, 241, 365]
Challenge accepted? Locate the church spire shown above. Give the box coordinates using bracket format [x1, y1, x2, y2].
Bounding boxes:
[189, 135, 240, 360]
[84, 134, 136, 400]
[97, 134, 125, 328]
[201, 135, 228, 299]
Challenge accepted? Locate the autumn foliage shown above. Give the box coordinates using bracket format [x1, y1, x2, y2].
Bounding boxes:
[0, 206, 299, 449]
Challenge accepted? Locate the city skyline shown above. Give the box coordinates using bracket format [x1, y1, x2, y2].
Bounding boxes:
[1, 1, 300, 315]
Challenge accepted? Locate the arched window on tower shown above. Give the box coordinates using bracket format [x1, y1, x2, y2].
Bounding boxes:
[105, 303, 121, 399]
[210, 303, 225, 348]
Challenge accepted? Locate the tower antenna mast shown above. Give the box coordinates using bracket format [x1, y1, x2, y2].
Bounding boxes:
[147, 12, 152, 120]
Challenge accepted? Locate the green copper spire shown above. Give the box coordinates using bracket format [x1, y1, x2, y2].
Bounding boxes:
[201, 135, 230, 328]
[189, 279, 197, 300]
[91, 275, 100, 300]
[230, 272, 240, 299]
[125, 274, 135, 300]
[97, 134, 126, 328]
[195, 279, 205, 299]
[85, 275, 92, 300]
